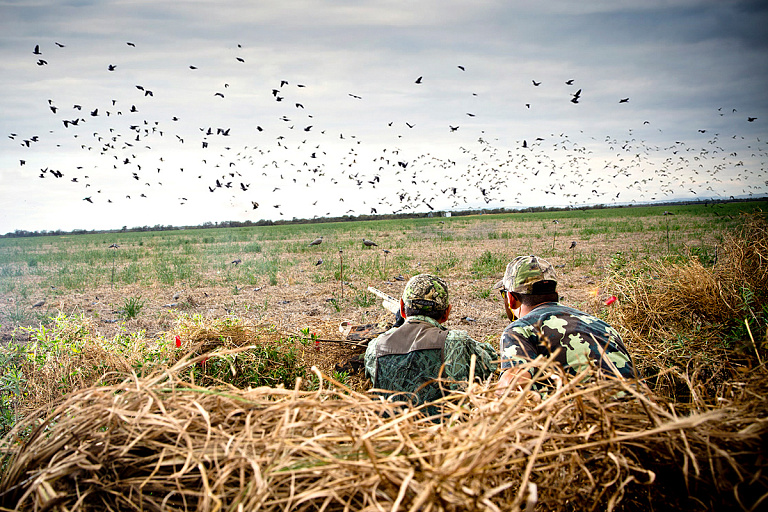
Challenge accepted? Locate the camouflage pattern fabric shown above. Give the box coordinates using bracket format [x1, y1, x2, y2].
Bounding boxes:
[497, 255, 558, 294]
[365, 316, 497, 412]
[500, 303, 635, 379]
[402, 274, 449, 313]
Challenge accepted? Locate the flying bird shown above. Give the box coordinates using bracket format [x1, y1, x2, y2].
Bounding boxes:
[570, 89, 582, 104]
[415, 76, 423, 84]
[619, 98, 629, 103]
[532, 80, 541, 86]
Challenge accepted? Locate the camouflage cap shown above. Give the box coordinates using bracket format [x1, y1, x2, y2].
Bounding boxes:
[496, 255, 558, 294]
[402, 274, 449, 312]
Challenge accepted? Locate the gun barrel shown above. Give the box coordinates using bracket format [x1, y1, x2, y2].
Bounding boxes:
[367, 286, 400, 314]
[367, 286, 397, 302]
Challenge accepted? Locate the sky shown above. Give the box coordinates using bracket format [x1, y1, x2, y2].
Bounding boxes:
[1, 0, 767, 235]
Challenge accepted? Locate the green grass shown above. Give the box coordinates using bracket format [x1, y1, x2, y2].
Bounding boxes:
[470, 250, 508, 277]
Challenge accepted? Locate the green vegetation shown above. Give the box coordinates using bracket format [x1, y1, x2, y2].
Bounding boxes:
[117, 296, 146, 320]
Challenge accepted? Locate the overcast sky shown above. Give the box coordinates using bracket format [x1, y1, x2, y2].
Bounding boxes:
[1, 0, 766, 234]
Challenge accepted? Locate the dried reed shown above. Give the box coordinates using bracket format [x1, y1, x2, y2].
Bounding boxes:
[604, 213, 768, 402]
[1, 356, 765, 511]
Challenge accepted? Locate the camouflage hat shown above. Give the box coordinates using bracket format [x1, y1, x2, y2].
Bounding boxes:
[402, 274, 449, 312]
[496, 255, 558, 294]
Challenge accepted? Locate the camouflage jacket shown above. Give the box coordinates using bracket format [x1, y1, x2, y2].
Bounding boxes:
[500, 303, 635, 379]
[365, 316, 498, 408]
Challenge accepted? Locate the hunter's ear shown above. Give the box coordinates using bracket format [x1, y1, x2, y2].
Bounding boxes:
[400, 299, 407, 319]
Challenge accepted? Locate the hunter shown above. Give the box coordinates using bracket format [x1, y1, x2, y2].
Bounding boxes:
[496, 255, 636, 393]
[365, 274, 497, 412]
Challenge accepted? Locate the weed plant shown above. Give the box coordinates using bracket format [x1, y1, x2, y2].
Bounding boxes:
[118, 296, 146, 320]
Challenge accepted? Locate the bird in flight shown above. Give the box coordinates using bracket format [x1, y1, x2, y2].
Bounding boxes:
[619, 98, 629, 103]
[415, 76, 423, 84]
[33, 45, 41, 55]
[532, 80, 541, 86]
[570, 89, 582, 104]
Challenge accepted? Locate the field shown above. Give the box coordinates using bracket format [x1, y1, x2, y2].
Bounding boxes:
[1, 202, 753, 344]
[0, 200, 766, 511]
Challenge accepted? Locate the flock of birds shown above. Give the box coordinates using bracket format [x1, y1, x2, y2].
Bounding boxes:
[8, 40, 767, 225]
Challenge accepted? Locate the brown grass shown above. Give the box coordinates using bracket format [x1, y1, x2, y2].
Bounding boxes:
[1, 357, 766, 512]
[605, 213, 768, 404]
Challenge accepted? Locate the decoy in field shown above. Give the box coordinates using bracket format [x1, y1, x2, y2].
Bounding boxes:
[231, 258, 242, 265]
[308, 236, 323, 246]
[569, 241, 577, 249]
[362, 238, 378, 247]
